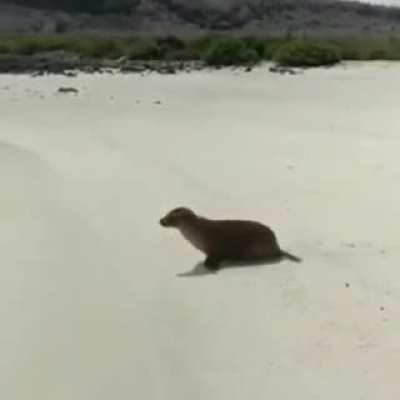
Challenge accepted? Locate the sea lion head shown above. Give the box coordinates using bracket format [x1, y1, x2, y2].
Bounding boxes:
[160, 207, 196, 228]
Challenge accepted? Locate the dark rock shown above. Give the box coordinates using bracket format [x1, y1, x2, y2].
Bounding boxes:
[31, 70, 45, 77]
[0, 51, 80, 74]
[269, 65, 298, 75]
[82, 65, 96, 74]
[62, 71, 77, 78]
[103, 57, 127, 69]
[158, 65, 177, 75]
[120, 62, 147, 73]
[57, 86, 79, 94]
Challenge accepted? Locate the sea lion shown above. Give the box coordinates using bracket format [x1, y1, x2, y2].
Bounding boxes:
[160, 207, 301, 271]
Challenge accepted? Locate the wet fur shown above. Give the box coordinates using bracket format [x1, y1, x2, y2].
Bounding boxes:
[160, 207, 301, 271]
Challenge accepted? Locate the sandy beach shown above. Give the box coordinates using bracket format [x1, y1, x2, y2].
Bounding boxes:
[1, 62, 400, 399]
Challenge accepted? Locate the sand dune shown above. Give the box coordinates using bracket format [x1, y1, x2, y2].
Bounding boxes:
[0, 63, 400, 399]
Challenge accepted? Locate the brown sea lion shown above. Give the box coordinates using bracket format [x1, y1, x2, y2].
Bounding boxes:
[160, 207, 301, 271]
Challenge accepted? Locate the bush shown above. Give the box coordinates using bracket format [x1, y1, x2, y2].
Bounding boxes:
[3, 36, 72, 55]
[0, 42, 11, 54]
[72, 38, 124, 58]
[241, 36, 267, 57]
[127, 41, 165, 60]
[263, 39, 286, 60]
[156, 35, 186, 51]
[275, 40, 341, 67]
[4, 34, 400, 65]
[329, 37, 364, 60]
[203, 38, 261, 66]
[10, 37, 44, 55]
[368, 48, 388, 60]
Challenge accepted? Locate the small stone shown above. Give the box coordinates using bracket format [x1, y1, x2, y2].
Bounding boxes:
[121, 63, 147, 73]
[62, 71, 77, 78]
[345, 283, 350, 288]
[57, 86, 79, 94]
[31, 71, 45, 77]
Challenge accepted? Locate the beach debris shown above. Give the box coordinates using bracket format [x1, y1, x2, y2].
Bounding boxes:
[57, 86, 79, 95]
[31, 71, 45, 77]
[62, 71, 78, 78]
[157, 65, 177, 75]
[341, 242, 356, 248]
[121, 63, 147, 73]
[269, 65, 298, 75]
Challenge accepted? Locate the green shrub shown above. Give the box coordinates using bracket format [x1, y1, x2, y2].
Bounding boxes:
[203, 38, 261, 66]
[72, 38, 124, 58]
[0, 42, 11, 54]
[241, 36, 267, 58]
[3, 36, 72, 55]
[263, 39, 287, 60]
[127, 41, 165, 60]
[275, 40, 341, 67]
[156, 36, 186, 51]
[368, 48, 388, 60]
[192, 35, 218, 52]
[329, 37, 365, 60]
[3, 33, 400, 65]
[11, 37, 44, 55]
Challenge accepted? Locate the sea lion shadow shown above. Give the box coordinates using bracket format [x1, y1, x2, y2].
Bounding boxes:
[177, 257, 283, 278]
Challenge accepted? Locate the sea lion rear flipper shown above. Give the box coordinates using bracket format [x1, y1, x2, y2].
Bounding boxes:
[281, 251, 302, 263]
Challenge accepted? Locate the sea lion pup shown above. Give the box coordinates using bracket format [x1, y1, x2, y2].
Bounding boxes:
[160, 207, 301, 271]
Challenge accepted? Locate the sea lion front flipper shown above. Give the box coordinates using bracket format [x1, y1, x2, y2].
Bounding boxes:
[204, 255, 221, 271]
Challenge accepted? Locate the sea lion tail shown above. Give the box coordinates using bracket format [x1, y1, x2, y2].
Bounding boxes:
[281, 250, 302, 263]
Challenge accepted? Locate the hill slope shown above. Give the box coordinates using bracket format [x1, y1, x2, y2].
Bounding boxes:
[1, 0, 400, 36]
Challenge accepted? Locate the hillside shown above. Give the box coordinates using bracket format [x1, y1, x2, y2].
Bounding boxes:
[1, 0, 400, 36]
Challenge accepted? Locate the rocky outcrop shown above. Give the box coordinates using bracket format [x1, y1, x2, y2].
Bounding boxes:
[1, 0, 400, 36]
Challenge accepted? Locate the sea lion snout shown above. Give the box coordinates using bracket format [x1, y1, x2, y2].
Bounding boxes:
[159, 218, 167, 226]
[159, 217, 171, 227]
[160, 207, 196, 228]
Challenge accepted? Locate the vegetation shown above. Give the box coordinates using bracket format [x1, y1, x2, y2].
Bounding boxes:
[328, 36, 400, 61]
[274, 40, 341, 67]
[202, 38, 262, 66]
[1, 34, 400, 68]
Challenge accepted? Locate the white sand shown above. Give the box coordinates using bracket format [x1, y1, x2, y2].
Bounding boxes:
[1, 62, 400, 399]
